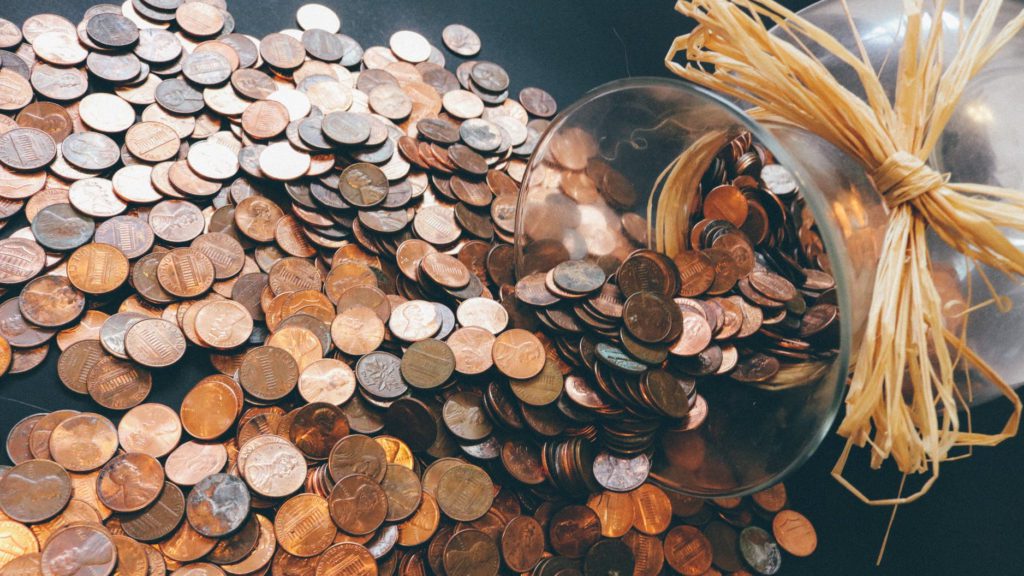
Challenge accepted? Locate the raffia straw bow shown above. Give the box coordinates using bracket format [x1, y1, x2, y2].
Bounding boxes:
[666, 0, 1024, 504]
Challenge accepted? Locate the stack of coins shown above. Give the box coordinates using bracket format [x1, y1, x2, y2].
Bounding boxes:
[0, 2, 819, 575]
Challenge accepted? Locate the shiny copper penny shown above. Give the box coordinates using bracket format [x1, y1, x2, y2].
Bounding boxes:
[66, 243, 130, 295]
[149, 199, 205, 243]
[97, 452, 164, 513]
[629, 484, 672, 536]
[159, 517, 217, 563]
[663, 525, 713, 576]
[40, 524, 116, 576]
[195, 300, 253, 349]
[157, 248, 215, 298]
[0, 238, 45, 285]
[5, 413, 44, 465]
[491, 328, 545, 379]
[124, 319, 186, 367]
[327, 434, 387, 485]
[242, 439, 306, 499]
[331, 306, 384, 356]
[289, 402, 348, 461]
[0, 459, 72, 523]
[48, 413, 118, 472]
[315, 543, 376, 576]
[180, 377, 239, 441]
[191, 233, 245, 280]
[298, 358, 357, 405]
[771, 510, 816, 557]
[275, 493, 336, 558]
[118, 403, 182, 459]
[234, 196, 284, 243]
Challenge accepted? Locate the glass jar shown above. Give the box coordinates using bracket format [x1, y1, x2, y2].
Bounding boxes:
[514, 77, 889, 497]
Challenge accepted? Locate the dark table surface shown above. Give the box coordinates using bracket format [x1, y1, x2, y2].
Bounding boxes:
[3, 1, 1024, 574]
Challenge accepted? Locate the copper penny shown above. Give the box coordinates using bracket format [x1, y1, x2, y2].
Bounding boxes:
[234, 196, 284, 242]
[0, 238, 45, 285]
[0, 459, 72, 523]
[239, 345, 299, 402]
[771, 510, 816, 557]
[97, 452, 164, 513]
[118, 403, 182, 459]
[18, 275, 84, 328]
[157, 248, 215, 298]
[87, 354, 152, 411]
[331, 306, 384, 356]
[242, 440, 306, 499]
[435, 464, 492, 522]
[491, 328, 545, 379]
[124, 319, 187, 367]
[160, 518, 217, 563]
[315, 543, 376, 576]
[66, 243, 130, 295]
[165, 441, 228, 487]
[663, 525, 713, 576]
[327, 434, 387, 485]
[40, 524, 116, 576]
[180, 377, 239, 440]
[275, 494, 336, 558]
[48, 413, 118, 472]
[195, 300, 253, 349]
[289, 402, 348, 461]
[149, 199, 205, 243]
[446, 327, 494, 375]
[328, 473, 387, 535]
[629, 484, 672, 536]
[443, 529, 499, 576]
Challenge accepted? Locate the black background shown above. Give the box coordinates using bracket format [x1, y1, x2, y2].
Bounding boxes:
[3, 1, 1024, 574]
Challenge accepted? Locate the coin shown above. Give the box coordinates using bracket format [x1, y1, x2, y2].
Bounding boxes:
[180, 376, 238, 440]
[444, 529, 499, 576]
[242, 440, 306, 498]
[441, 24, 480, 57]
[40, 524, 116, 576]
[48, 413, 118, 472]
[165, 441, 227, 487]
[0, 459, 72, 523]
[186, 473, 250, 538]
[549, 505, 602, 558]
[329, 473, 387, 535]
[435, 463, 492, 522]
[66, 243, 130, 295]
[118, 403, 181, 458]
[771, 510, 816, 557]
[0, 128, 57, 170]
[97, 452, 164, 513]
[275, 493, 336, 558]
[18, 275, 84, 328]
[157, 247, 215, 298]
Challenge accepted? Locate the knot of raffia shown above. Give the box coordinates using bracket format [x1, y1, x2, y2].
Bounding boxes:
[872, 151, 949, 210]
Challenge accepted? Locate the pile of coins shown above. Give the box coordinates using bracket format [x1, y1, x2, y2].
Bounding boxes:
[0, 1, 819, 576]
[513, 131, 841, 458]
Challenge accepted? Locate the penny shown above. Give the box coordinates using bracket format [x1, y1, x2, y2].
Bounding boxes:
[0, 128, 56, 174]
[47, 413, 118, 472]
[420, 252, 470, 289]
[5, 413, 43, 465]
[65, 243, 130, 295]
[289, 402, 348, 461]
[630, 484, 673, 536]
[207, 513, 260, 566]
[771, 510, 816, 557]
[87, 354, 152, 410]
[118, 484, 182, 542]
[0, 69, 33, 111]
[519, 87, 557, 118]
[31, 203, 94, 252]
[0, 238, 45, 285]
[315, 543, 376, 576]
[157, 248, 215, 298]
[238, 345, 298, 401]
[97, 452, 164, 513]
[195, 300, 253, 349]
[275, 493, 336, 557]
[18, 275, 84, 328]
[435, 463, 492, 522]
[0, 460, 72, 523]
[40, 524, 116, 576]
[267, 325, 322, 370]
[176, 2, 224, 38]
[447, 327, 494, 375]
[400, 339, 455, 390]
[124, 319, 186, 367]
[242, 440, 306, 498]
[180, 376, 238, 440]
[118, 403, 181, 459]
[499, 515, 544, 572]
[441, 24, 480, 56]
[0, 297, 56, 348]
[165, 441, 228, 487]
[547, 505, 602, 559]
[663, 525, 713, 576]
[186, 473, 250, 538]
[491, 328, 545, 379]
[160, 518, 217, 563]
[388, 300, 441, 342]
[329, 473, 387, 535]
[125, 122, 180, 162]
[443, 529, 499, 576]
[328, 434, 387, 485]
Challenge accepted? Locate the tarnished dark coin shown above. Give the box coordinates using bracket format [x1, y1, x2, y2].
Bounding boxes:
[469, 61, 509, 93]
[186, 473, 251, 538]
[290, 402, 349, 460]
[519, 87, 558, 118]
[31, 203, 94, 252]
[61, 131, 120, 171]
[86, 12, 139, 49]
[663, 525, 713, 576]
[156, 78, 206, 114]
[739, 526, 782, 575]
[444, 529, 499, 576]
[549, 505, 602, 558]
